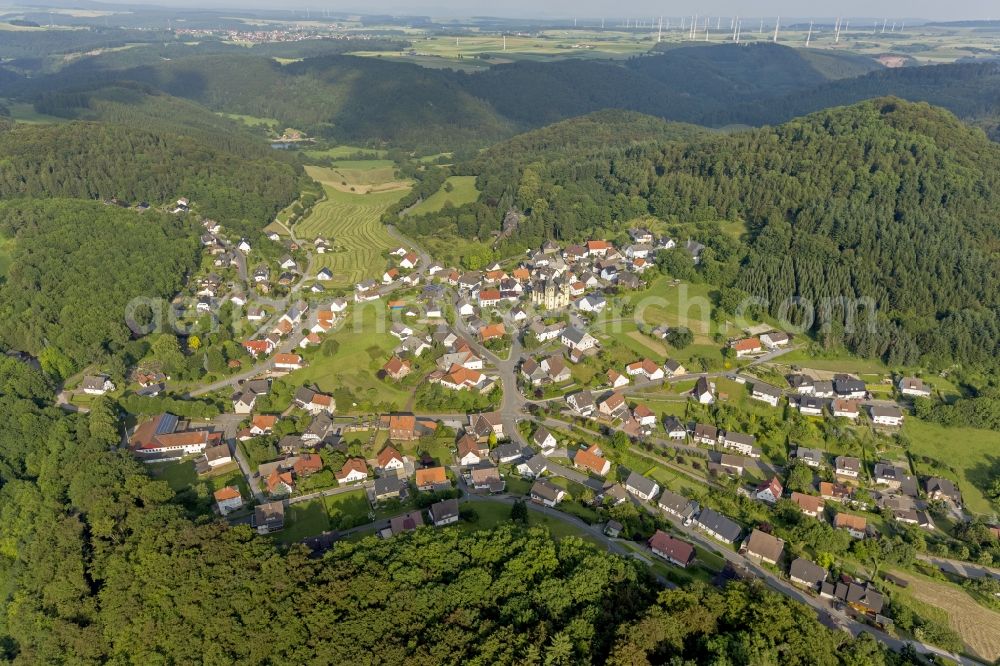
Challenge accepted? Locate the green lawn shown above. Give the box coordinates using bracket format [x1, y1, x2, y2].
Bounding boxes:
[284, 305, 412, 412]
[410, 176, 479, 215]
[323, 489, 374, 529]
[302, 145, 388, 160]
[275, 500, 332, 544]
[904, 419, 999, 515]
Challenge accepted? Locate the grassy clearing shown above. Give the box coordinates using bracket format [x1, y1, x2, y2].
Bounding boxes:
[323, 489, 373, 527]
[216, 112, 280, 129]
[286, 305, 412, 412]
[904, 419, 999, 516]
[275, 500, 331, 544]
[295, 166, 410, 287]
[302, 145, 388, 160]
[4, 101, 69, 124]
[410, 176, 479, 215]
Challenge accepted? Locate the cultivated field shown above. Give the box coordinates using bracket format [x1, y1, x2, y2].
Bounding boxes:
[296, 165, 411, 287]
[891, 570, 1000, 662]
[410, 175, 479, 215]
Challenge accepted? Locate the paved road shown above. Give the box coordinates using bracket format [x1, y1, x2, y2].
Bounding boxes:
[213, 413, 265, 502]
[918, 554, 1000, 581]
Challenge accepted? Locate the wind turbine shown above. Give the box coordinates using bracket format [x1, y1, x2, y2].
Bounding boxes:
[835, 17, 842, 43]
[657, 16, 663, 42]
[773, 16, 780, 42]
[805, 21, 813, 46]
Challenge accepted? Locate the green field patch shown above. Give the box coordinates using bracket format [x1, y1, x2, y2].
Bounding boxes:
[410, 175, 479, 215]
[275, 500, 332, 544]
[285, 306, 412, 413]
[303, 145, 388, 160]
[904, 418, 999, 516]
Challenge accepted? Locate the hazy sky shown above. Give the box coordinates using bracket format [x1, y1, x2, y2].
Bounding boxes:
[81, 0, 999, 21]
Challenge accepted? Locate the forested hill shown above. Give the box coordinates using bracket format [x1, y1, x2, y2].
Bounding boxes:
[0, 120, 300, 237]
[6, 44, 1000, 151]
[463, 98, 1000, 368]
[0, 358, 913, 664]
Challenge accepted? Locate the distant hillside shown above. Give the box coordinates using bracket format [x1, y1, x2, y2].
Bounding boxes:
[461, 98, 1000, 368]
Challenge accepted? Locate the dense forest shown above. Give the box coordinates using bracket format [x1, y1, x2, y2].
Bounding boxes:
[0, 200, 199, 374]
[0, 119, 300, 237]
[453, 99, 1000, 368]
[0, 358, 914, 664]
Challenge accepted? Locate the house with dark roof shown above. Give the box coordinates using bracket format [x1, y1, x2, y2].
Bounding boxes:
[530, 479, 566, 507]
[625, 471, 660, 501]
[658, 490, 697, 521]
[694, 509, 742, 544]
[789, 557, 828, 589]
[255, 501, 285, 534]
[429, 498, 460, 526]
[924, 477, 961, 504]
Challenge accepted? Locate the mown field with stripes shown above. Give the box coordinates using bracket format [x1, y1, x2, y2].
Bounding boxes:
[296, 166, 411, 287]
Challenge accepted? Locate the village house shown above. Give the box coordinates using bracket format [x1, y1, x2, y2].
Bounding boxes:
[293, 387, 334, 415]
[835, 581, 884, 616]
[415, 467, 450, 492]
[202, 443, 233, 470]
[663, 359, 686, 377]
[573, 445, 610, 476]
[834, 456, 861, 479]
[755, 477, 783, 504]
[626, 358, 664, 382]
[820, 481, 852, 504]
[490, 442, 525, 464]
[469, 412, 504, 440]
[382, 355, 412, 381]
[633, 404, 656, 428]
[469, 464, 504, 492]
[658, 490, 697, 522]
[721, 431, 758, 457]
[924, 477, 961, 504]
[530, 479, 566, 507]
[387, 510, 424, 537]
[832, 399, 860, 419]
[335, 458, 369, 485]
[377, 445, 406, 474]
[795, 447, 824, 468]
[834, 513, 868, 539]
[760, 331, 790, 350]
[597, 392, 629, 420]
[692, 376, 714, 404]
[798, 396, 825, 416]
[273, 353, 304, 372]
[898, 376, 931, 398]
[834, 377, 867, 400]
[812, 380, 835, 398]
[789, 557, 828, 590]
[663, 416, 687, 440]
[532, 426, 557, 451]
[605, 369, 629, 389]
[869, 404, 904, 427]
[373, 476, 407, 503]
[429, 498, 460, 527]
[694, 508, 743, 545]
[80, 374, 115, 395]
[214, 486, 243, 515]
[731, 337, 763, 358]
[478, 323, 507, 343]
[255, 501, 285, 534]
[791, 492, 825, 518]
[649, 531, 696, 567]
[692, 423, 719, 445]
[540, 355, 571, 383]
[743, 529, 785, 566]
[294, 454, 323, 477]
[517, 455, 548, 479]
[566, 390, 596, 417]
[560, 327, 598, 353]
[457, 434, 489, 466]
[625, 472, 660, 502]
[717, 454, 745, 476]
[751, 382, 782, 407]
